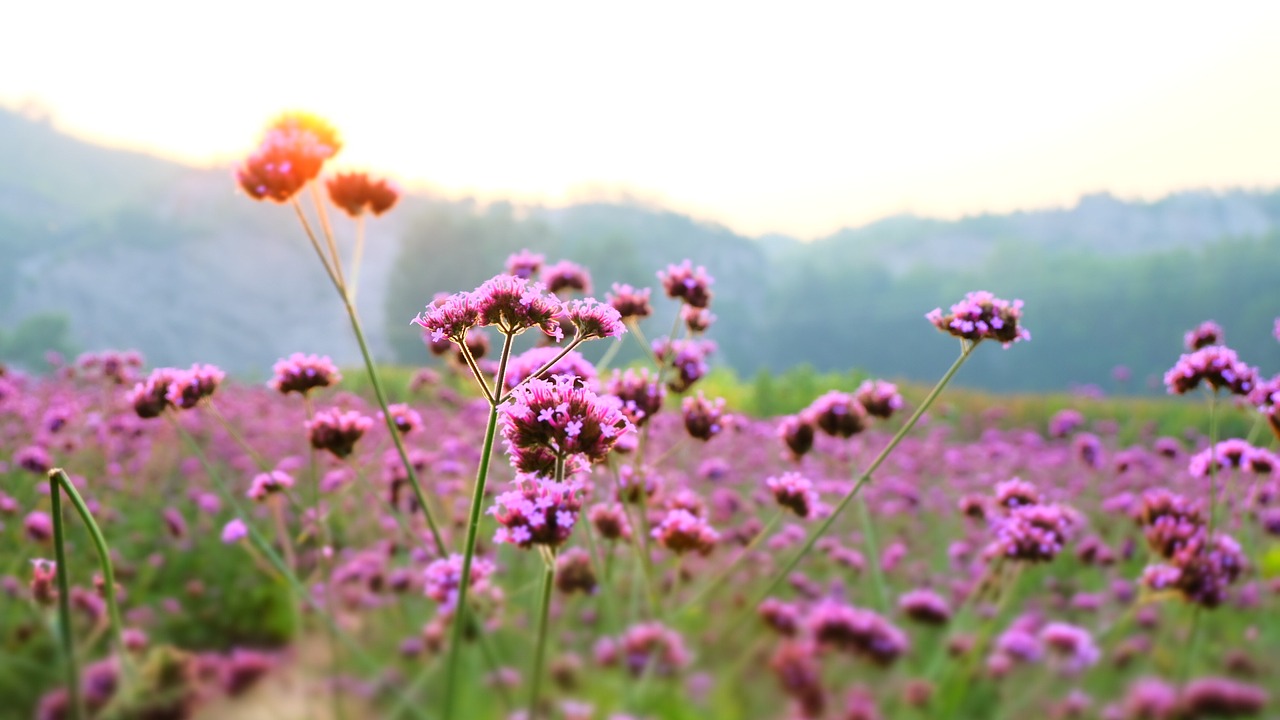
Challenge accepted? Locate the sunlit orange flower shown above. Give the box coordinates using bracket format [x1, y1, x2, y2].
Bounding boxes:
[236, 112, 341, 203]
[325, 171, 400, 217]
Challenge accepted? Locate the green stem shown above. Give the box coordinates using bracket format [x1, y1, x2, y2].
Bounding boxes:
[678, 511, 781, 615]
[341, 294, 448, 556]
[49, 471, 86, 720]
[349, 214, 366, 303]
[1185, 388, 1220, 681]
[737, 342, 975, 621]
[855, 496, 891, 613]
[442, 331, 515, 720]
[594, 335, 624, 373]
[527, 550, 557, 720]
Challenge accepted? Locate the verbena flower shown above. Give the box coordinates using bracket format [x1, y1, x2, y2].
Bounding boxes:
[411, 291, 481, 345]
[994, 477, 1042, 511]
[769, 641, 825, 718]
[379, 403, 423, 435]
[471, 274, 565, 340]
[489, 475, 584, 549]
[606, 622, 690, 677]
[1141, 531, 1244, 608]
[505, 249, 545, 279]
[514, 348, 589, 389]
[657, 259, 714, 308]
[1039, 622, 1100, 674]
[270, 353, 342, 395]
[606, 283, 652, 320]
[500, 376, 633, 475]
[986, 503, 1079, 563]
[1048, 409, 1084, 438]
[588, 503, 632, 541]
[765, 472, 820, 519]
[758, 598, 802, 636]
[807, 600, 910, 666]
[898, 588, 951, 625]
[554, 548, 597, 595]
[681, 306, 716, 334]
[424, 554, 499, 614]
[651, 508, 719, 555]
[562, 298, 626, 341]
[808, 391, 868, 439]
[681, 392, 727, 441]
[778, 412, 817, 459]
[236, 112, 340, 203]
[854, 380, 903, 419]
[1180, 677, 1268, 717]
[652, 338, 715, 392]
[1184, 320, 1224, 351]
[164, 363, 225, 409]
[1163, 345, 1258, 396]
[306, 408, 374, 458]
[604, 368, 665, 427]
[926, 291, 1030, 347]
[542, 260, 593, 296]
[127, 368, 180, 419]
[325, 171, 399, 217]
[247, 470, 294, 502]
[1189, 439, 1274, 478]
[1120, 677, 1179, 720]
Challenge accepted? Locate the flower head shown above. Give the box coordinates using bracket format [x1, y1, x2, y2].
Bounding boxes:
[604, 368, 666, 427]
[778, 412, 817, 459]
[326, 171, 399, 217]
[270, 353, 342, 395]
[808, 600, 910, 666]
[412, 292, 481, 345]
[500, 376, 632, 474]
[926, 291, 1030, 347]
[808, 391, 868, 439]
[562, 298, 626, 341]
[505, 249, 545, 280]
[489, 475, 584, 549]
[606, 283, 652, 321]
[542, 260, 592, 296]
[165, 364, 225, 409]
[306, 408, 374, 458]
[236, 112, 340, 203]
[651, 508, 719, 555]
[1184, 320, 1224, 351]
[986, 503, 1079, 563]
[681, 391, 727, 441]
[658, 260, 714, 308]
[1163, 345, 1258, 396]
[127, 368, 180, 419]
[765, 472, 820, 518]
[471, 274, 565, 340]
[854, 380, 903, 419]
[247, 470, 294, 502]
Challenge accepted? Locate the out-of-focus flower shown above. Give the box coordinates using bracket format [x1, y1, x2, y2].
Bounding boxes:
[165, 364, 225, 409]
[1184, 320, 1224, 351]
[808, 600, 910, 666]
[506, 249, 545, 279]
[542, 260, 592, 296]
[1163, 345, 1258, 397]
[379, 403, 423, 435]
[270, 353, 342, 395]
[247, 470, 295, 502]
[682, 392, 726, 442]
[854, 380, 902, 419]
[898, 588, 951, 625]
[606, 283, 652, 321]
[237, 112, 340, 203]
[681, 306, 716, 334]
[326, 171, 399, 217]
[306, 408, 373, 458]
[221, 518, 248, 544]
[554, 547, 597, 594]
[651, 508, 719, 555]
[808, 391, 868, 439]
[765, 472, 820, 519]
[1039, 622, 1099, 674]
[778, 412, 817, 459]
[986, 503, 1079, 563]
[658, 260, 714, 308]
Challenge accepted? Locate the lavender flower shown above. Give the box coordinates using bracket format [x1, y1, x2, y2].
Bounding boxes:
[651, 508, 720, 556]
[807, 600, 910, 666]
[986, 503, 1079, 563]
[506, 249, 545, 279]
[562, 298, 626, 341]
[542, 259, 592, 295]
[682, 392, 727, 441]
[306, 408, 374, 458]
[500, 376, 632, 475]
[605, 283, 653, 321]
[604, 368, 666, 427]
[766, 472, 820, 519]
[657, 260, 714, 308]
[1184, 320, 1224, 351]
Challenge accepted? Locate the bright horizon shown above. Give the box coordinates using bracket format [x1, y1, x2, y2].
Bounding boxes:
[5, 1, 1280, 239]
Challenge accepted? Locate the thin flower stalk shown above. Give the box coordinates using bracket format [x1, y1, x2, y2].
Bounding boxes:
[49, 470, 86, 720]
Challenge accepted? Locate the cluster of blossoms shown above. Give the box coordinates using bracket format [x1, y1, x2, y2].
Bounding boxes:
[325, 171, 399, 217]
[560, 298, 626, 341]
[769, 641, 825, 718]
[897, 588, 952, 625]
[853, 380, 903, 419]
[378, 403, 422, 435]
[269, 353, 342, 395]
[606, 282, 653, 321]
[680, 305, 715, 334]
[765, 472, 821, 519]
[1141, 530, 1245, 608]
[777, 412, 818, 459]
[1188, 439, 1276, 478]
[1135, 489, 1206, 559]
[681, 391, 727, 441]
[1184, 320, 1224, 351]
[1163, 345, 1258, 396]
[588, 503, 633, 541]
[306, 408, 373, 458]
[503, 347, 597, 391]
[807, 391, 869, 439]
[651, 508, 719, 555]
[1038, 622, 1100, 675]
[423, 554, 500, 615]
[505, 249, 544, 279]
[926, 291, 1030, 347]
[500, 375, 633, 475]
[1115, 676, 1269, 719]
[651, 338, 715, 393]
[75, 350, 143, 385]
[489, 475, 584, 549]
[554, 548, 597, 594]
[807, 600, 910, 666]
[127, 365, 224, 418]
[604, 368, 665, 427]
[1047, 408, 1085, 438]
[985, 480, 1080, 563]
[595, 622, 690, 677]
[657, 259, 714, 308]
[542, 260, 592, 296]
[246, 470, 294, 502]
[236, 112, 340, 203]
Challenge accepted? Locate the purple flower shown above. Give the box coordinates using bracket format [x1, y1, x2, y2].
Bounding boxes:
[1039, 622, 1099, 674]
[652, 338, 716, 393]
[808, 391, 868, 439]
[1180, 677, 1268, 717]
[14, 445, 52, 475]
[306, 408, 373, 458]
[378, 403, 423, 435]
[681, 392, 727, 442]
[562, 298, 626, 341]
[127, 368, 180, 419]
[807, 600, 910, 666]
[651, 508, 720, 556]
[489, 475, 584, 549]
[221, 518, 248, 543]
[657, 260, 714, 308]
[614, 622, 690, 677]
[604, 368, 666, 427]
[854, 379, 903, 419]
[1048, 409, 1084, 438]
[1163, 345, 1258, 397]
[1189, 439, 1273, 478]
[165, 363, 225, 409]
[542, 259, 592, 296]
[926, 291, 1030, 347]
[898, 588, 951, 625]
[681, 305, 716, 334]
[986, 502, 1079, 563]
[247, 470, 295, 501]
[411, 291, 481, 345]
[554, 547, 597, 594]
[471, 273, 565, 340]
[500, 376, 632, 475]
[424, 554, 498, 614]
[765, 472, 820, 519]
[269, 353, 342, 396]
[1184, 320, 1224, 351]
[994, 477, 1042, 511]
[505, 249, 545, 279]
[778, 412, 818, 459]
[606, 283, 653, 320]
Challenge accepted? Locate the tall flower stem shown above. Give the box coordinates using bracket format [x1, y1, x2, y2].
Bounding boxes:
[49, 471, 86, 720]
[854, 496, 891, 613]
[527, 555, 556, 720]
[349, 214, 366, 302]
[737, 342, 975, 622]
[442, 331, 515, 720]
[1185, 388, 1220, 681]
[48, 469, 133, 685]
[678, 511, 781, 615]
[339, 291, 448, 556]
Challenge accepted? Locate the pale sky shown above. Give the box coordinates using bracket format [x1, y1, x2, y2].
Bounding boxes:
[4, 1, 1279, 238]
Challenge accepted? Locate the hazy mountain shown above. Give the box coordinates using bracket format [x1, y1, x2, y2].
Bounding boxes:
[2, 106, 1277, 392]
